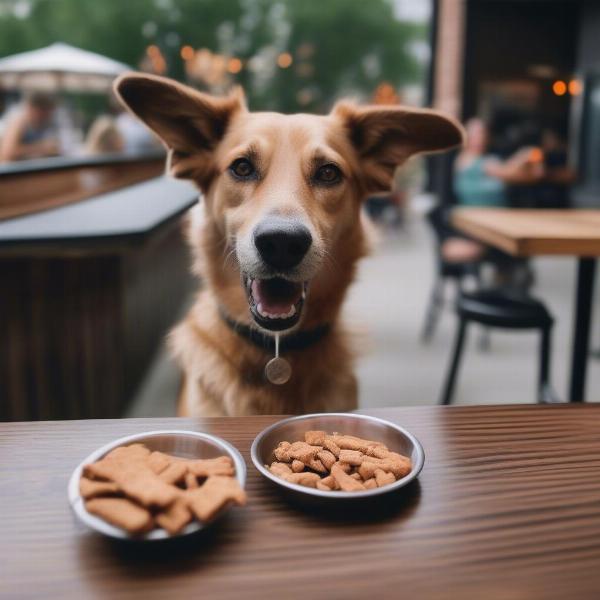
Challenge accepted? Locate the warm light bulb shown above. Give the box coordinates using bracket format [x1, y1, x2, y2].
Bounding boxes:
[227, 58, 243, 74]
[180, 45, 194, 61]
[277, 52, 293, 68]
[568, 79, 582, 96]
[552, 80, 567, 96]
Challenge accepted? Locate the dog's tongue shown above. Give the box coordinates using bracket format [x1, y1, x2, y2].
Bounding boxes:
[252, 279, 302, 314]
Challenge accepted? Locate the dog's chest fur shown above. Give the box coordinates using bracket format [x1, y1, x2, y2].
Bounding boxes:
[170, 293, 358, 417]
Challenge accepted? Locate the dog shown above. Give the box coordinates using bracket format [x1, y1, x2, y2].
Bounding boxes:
[115, 73, 463, 417]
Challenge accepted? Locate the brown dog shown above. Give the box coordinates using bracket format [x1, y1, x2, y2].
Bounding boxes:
[115, 74, 463, 417]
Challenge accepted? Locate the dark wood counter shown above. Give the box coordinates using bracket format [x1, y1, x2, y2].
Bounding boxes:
[0, 176, 197, 420]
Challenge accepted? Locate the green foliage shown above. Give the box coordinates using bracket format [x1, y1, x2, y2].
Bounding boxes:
[0, 0, 427, 113]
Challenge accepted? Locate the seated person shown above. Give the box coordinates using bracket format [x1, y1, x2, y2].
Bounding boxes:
[536, 128, 576, 209]
[85, 116, 124, 155]
[454, 119, 507, 207]
[451, 118, 543, 289]
[0, 92, 59, 162]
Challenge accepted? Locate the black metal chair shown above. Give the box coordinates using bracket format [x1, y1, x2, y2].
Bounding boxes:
[440, 289, 558, 405]
[421, 205, 485, 343]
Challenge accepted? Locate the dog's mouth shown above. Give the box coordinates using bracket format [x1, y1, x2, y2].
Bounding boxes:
[243, 275, 307, 331]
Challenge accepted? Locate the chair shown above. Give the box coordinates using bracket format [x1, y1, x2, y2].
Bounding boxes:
[421, 205, 485, 343]
[440, 289, 558, 405]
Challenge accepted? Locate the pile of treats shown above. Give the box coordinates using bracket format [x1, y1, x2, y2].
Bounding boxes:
[80, 443, 246, 535]
[268, 430, 412, 492]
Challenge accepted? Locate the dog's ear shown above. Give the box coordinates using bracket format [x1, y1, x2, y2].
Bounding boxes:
[333, 102, 464, 193]
[114, 73, 245, 188]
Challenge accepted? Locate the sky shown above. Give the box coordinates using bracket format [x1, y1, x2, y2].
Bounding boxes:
[393, 0, 431, 23]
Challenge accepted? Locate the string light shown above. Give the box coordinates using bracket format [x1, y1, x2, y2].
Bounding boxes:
[227, 58, 242, 74]
[552, 80, 567, 96]
[568, 79, 582, 96]
[147, 45, 160, 57]
[277, 52, 293, 68]
[180, 45, 194, 61]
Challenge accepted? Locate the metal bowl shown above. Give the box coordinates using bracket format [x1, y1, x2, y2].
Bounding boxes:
[68, 430, 246, 541]
[251, 413, 424, 503]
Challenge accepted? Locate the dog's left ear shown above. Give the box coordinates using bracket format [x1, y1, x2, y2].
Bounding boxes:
[333, 102, 464, 193]
[114, 73, 245, 188]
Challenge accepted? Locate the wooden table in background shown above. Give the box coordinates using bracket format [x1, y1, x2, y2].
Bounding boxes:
[453, 208, 600, 402]
[2, 405, 600, 599]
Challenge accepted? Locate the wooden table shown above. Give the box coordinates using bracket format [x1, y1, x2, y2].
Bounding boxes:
[453, 208, 600, 402]
[2, 405, 600, 599]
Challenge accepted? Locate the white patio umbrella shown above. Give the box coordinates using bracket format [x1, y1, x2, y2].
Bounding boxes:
[0, 42, 131, 92]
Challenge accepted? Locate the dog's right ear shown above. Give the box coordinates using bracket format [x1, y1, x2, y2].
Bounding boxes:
[114, 73, 245, 187]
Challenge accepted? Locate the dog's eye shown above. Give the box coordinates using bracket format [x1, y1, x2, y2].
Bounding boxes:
[314, 164, 342, 185]
[229, 158, 256, 180]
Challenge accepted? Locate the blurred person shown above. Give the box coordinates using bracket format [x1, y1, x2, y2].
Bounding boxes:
[453, 118, 544, 289]
[85, 115, 124, 155]
[536, 128, 576, 208]
[454, 118, 508, 207]
[454, 118, 544, 207]
[114, 108, 161, 155]
[0, 92, 59, 162]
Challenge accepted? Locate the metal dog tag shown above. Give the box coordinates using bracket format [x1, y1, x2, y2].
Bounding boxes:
[265, 357, 291, 385]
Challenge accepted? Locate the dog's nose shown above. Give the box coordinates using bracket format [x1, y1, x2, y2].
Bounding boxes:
[254, 219, 312, 270]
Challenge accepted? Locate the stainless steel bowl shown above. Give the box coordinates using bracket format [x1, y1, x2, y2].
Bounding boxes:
[251, 413, 424, 502]
[68, 430, 246, 541]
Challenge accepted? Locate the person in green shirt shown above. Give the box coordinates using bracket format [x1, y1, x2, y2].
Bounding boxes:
[454, 118, 543, 207]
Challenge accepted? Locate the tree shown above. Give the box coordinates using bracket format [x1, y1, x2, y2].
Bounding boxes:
[0, 0, 427, 113]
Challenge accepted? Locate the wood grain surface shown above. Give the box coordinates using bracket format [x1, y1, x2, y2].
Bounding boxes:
[452, 208, 600, 256]
[0, 220, 192, 421]
[1, 405, 600, 599]
[0, 158, 164, 221]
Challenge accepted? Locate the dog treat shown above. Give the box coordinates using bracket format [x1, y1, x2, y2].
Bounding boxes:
[185, 472, 200, 489]
[186, 476, 247, 522]
[284, 472, 321, 488]
[323, 438, 341, 458]
[317, 450, 337, 470]
[81, 443, 245, 536]
[291, 459, 305, 473]
[187, 456, 235, 478]
[335, 461, 352, 474]
[84, 459, 178, 508]
[331, 464, 366, 492]
[320, 474, 338, 490]
[158, 461, 188, 485]
[155, 498, 193, 535]
[270, 461, 293, 477]
[288, 441, 321, 463]
[358, 457, 411, 480]
[306, 458, 327, 474]
[374, 468, 396, 487]
[104, 443, 151, 463]
[330, 434, 385, 454]
[85, 497, 153, 534]
[273, 441, 292, 461]
[338, 449, 364, 466]
[304, 430, 327, 445]
[268, 431, 412, 492]
[148, 451, 172, 474]
[79, 478, 120, 500]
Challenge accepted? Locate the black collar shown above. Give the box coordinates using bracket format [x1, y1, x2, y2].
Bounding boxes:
[220, 309, 330, 353]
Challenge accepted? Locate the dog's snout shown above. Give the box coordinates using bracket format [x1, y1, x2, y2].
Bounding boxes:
[254, 218, 312, 270]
